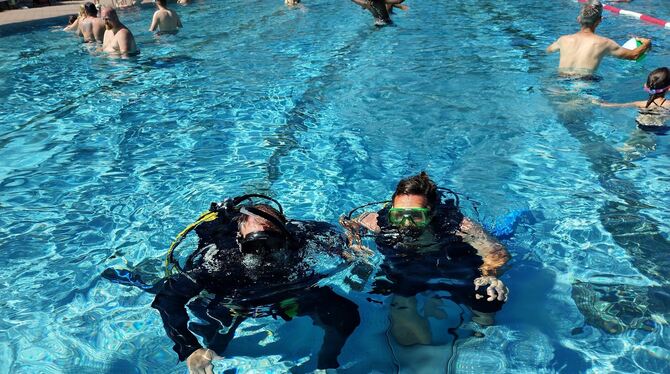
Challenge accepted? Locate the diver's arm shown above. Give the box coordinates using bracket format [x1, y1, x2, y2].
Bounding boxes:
[385, 0, 404, 4]
[457, 218, 510, 276]
[151, 273, 204, 361]
[338, 213, 378, 258]
[457, 217, 510, 302]
[358, 212, 380, 232]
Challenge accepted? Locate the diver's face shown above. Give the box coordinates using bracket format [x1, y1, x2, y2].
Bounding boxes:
[390, 194, 431, 228]
[239, 217, 267, 238]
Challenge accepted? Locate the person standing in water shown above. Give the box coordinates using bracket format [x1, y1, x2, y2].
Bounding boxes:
[101, 7, 138, 57]
[149, 0, 183, 34]
[595, 67, 670, 127]
[546, 0, 651, 77]
[340, 172, 509, 347]
[596, 68, 670, 109]
[80, 2, 106, 43]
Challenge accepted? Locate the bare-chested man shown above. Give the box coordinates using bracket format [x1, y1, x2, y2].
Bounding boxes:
[79, 2, 106, 43]
[101, 7, 138, 58]
[546, 0, 651, 77]
[149, 0, 183, 33]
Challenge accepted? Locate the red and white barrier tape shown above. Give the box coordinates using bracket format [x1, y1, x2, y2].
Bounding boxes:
[577, 0, 670, 29]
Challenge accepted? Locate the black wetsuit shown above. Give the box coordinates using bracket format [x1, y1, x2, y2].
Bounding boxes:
[371, 202, 505, 313]
[151, 216, 360, 368]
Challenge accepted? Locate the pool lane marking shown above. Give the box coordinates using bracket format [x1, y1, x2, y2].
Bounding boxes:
[576, 0, 670, 29]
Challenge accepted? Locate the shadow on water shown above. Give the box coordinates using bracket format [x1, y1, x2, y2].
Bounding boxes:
[547, 84, 670, 333]
[262, 28, 376, 185]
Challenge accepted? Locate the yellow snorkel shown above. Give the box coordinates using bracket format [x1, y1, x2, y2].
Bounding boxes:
[164, 210, 219, 277]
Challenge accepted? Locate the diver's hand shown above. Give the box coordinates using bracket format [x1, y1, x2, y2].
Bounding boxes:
[474, 276, 508, 302]
[339, 215, 363, 246]
[350, 244, 374, 257]
[186, 348, 218, 374]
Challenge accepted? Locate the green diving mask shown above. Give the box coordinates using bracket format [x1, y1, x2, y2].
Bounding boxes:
[388, 207, 431, 228]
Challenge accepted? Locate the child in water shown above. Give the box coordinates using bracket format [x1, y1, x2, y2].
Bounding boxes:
[595, 67, 670, 127]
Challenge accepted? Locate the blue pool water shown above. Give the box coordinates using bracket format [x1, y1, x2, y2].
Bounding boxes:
[1, 0, 670, 372]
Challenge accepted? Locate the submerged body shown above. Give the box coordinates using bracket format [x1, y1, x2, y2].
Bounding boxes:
[101, 7, 138, 57]
[149, 0, 183, 33]
[80, 17, 106, 43]
[79, 3, 106, 44]
[596, 67, 670, 128]
[546, 1, 650, 77]
[547, 30, 650, 77]
[341, 173, 509, 347]
[152, 209, 359, 371]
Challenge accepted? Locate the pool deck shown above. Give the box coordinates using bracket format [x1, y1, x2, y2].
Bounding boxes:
[0, 0, 151, 27]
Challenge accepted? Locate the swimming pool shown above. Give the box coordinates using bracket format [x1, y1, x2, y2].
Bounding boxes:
[1, 0, 670, 372]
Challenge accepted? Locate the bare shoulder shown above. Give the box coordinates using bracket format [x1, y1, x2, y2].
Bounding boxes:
[117, 28, 134, 40]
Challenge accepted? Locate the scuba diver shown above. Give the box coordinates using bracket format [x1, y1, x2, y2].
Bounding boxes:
[350, 0, 407, 26]
[150, 194, 360, 374]
[340, 172, 509, 347]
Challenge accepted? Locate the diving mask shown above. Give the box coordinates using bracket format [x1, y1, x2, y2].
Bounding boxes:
[388, 207, 431, 229]
[238, 231, 288, 254]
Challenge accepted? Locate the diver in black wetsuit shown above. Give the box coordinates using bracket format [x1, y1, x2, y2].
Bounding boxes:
[340, 172, 509, 346]
[350, 0, 407, 26]
[151, 195, 360, 373]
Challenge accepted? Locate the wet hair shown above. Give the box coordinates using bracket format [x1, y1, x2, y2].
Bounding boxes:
[157, 0, 166, 6]
[68, 15, 78, 25]
[237, 204, 287, 233]
[579, 0, 602, 27]
[645, 67, 670, 108]
[84, 2, 97, 16]
[392, 171, 439, 209]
